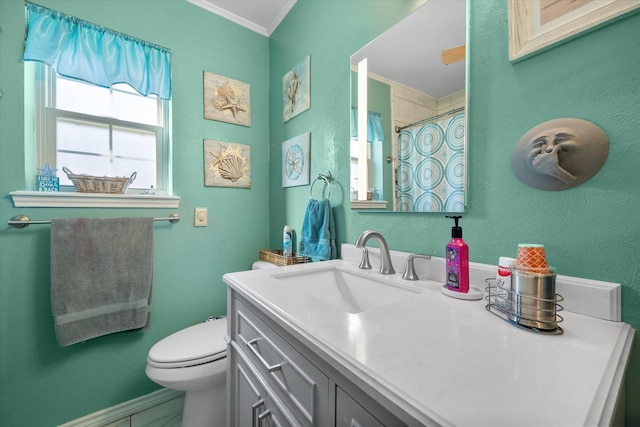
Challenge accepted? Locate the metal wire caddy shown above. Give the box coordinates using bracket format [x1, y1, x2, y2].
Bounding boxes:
[485, 278, 564, 335]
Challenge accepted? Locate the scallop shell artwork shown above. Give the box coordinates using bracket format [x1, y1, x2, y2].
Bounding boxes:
[204, 139, 251, 188]
[203, 72, 251, 127]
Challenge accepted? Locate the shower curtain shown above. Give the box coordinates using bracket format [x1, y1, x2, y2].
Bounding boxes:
[396, 113, 465, 212]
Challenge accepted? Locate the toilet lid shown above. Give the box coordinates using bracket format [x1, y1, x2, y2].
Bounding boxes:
[148, 318, 227, 368]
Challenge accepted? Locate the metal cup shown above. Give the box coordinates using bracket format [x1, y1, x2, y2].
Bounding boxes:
[510, 268, 558, 330]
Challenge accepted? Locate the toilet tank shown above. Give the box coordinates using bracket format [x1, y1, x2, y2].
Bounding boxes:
[252, 261, 278, 270]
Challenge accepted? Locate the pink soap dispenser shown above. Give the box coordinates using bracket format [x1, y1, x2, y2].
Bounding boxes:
[445, 215, 469, 293]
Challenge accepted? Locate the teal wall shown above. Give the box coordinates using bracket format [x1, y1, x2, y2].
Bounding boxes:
[269, 0, 424, 248]
[271, 0, 640, 423]
[1, 0, 639, 425]
[0, 0, 270, 425]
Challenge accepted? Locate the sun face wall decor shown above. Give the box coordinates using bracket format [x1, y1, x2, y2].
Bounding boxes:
[204, 139, 251, 188]
[204, 72, 251, 127]
[282, 56, 310, 122]
[282, 132, 310, 188]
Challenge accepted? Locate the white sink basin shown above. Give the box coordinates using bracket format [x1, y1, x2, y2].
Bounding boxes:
[272, 266, 422, 313]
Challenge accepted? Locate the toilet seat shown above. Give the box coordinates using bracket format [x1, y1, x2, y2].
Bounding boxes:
[147, 318, 227, 369]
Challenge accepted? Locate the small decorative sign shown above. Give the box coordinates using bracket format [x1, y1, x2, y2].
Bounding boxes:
[36, 163, 59, 192]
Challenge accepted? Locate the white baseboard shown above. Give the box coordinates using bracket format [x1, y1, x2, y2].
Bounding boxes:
[59, 388, 184, 427]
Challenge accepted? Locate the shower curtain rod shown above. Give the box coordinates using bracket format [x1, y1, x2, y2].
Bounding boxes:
[395, 106, 465, 133]
[7, 213, 180, 229]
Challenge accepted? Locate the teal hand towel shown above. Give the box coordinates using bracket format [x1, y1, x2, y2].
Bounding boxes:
[298, 199, 337, 262]
[50, 217, 153, 346]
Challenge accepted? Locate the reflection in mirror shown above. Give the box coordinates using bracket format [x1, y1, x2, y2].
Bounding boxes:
[350, 0, 467, 212]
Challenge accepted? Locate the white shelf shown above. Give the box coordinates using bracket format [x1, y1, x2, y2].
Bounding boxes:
[10, 191, 180, 209]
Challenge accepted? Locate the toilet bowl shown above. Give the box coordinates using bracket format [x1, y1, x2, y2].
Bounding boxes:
[145, 318, 227, 427]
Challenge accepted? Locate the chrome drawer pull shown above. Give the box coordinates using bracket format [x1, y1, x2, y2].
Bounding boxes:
[251, 398, 265, 427]
[247, 337, 284, 372]
[257, 409, 272, 426]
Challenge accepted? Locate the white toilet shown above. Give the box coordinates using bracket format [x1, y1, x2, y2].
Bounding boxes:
[146, 262, 277, 425]
[145, 317, 228, 426]
[252, 260, 278, 270]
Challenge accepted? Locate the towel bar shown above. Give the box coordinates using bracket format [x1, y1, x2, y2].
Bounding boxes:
[310, 171, 331, 200]
[7, 213, 180, 229]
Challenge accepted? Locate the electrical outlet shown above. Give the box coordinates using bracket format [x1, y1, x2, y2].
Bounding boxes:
[194, 208, 208, 227]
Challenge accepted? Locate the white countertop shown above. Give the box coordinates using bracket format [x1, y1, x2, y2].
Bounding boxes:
[223, 256, 634, 426]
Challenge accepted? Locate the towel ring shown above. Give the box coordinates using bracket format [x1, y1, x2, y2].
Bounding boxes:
[310, 172, 331, 200]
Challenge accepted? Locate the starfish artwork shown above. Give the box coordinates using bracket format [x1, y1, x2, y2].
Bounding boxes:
[37, 162, 58, 177]
[203, 72, 251, 127]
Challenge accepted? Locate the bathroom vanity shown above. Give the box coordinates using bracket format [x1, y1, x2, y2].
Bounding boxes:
[223, 245, 634, 426]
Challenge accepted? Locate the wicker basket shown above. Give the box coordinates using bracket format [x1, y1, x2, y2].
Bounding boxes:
[259, 249, 310, 266]
[63, 167, 137, 194]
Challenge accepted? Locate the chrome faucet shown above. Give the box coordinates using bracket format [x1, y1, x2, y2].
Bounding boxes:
[355, 230, 396, 275]
[402, 254, 432, 281]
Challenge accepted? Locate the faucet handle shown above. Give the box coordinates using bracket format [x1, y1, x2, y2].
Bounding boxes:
[402, 254, 432, 281]
[359, 247, 372, 270]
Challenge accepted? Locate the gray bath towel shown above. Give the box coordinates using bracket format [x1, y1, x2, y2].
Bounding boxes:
[50, 217, 153, 347]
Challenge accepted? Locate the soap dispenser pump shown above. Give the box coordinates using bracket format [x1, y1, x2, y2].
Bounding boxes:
[445, 215, 469, 293]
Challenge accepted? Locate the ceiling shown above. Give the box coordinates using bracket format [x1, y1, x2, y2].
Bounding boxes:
[186, 0, 296, 36]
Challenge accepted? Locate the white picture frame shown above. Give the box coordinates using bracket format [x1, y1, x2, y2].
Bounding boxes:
[508, 0, 640, 62]
[281, 132, 310, 188]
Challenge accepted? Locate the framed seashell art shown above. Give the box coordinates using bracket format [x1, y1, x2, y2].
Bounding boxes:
[282, 56, 310, 122]
[204, 139, 251, 188]
[203, 72, 251, 127]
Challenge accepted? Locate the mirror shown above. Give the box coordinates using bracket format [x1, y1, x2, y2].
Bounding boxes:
[350, 0, 467, 212]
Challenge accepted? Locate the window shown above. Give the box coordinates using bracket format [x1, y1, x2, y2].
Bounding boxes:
[32, 63, 171, 194]
[22, 2, 173, 198]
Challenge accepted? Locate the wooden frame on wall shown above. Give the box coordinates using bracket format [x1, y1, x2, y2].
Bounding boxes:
[508, 0, 640, 62]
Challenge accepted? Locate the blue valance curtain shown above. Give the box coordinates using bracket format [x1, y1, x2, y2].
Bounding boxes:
[350, 107, 384, 143]
[23, 2, 172, 100]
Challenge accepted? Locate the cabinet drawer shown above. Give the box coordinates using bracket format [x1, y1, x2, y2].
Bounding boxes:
[336, 387, 384, 427]
[234, 299, 329, 426]
[231, 342, 301, 427]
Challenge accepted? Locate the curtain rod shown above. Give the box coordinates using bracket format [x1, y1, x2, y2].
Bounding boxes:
[8, 213, 180, 229]
[395, 107, 465, 133]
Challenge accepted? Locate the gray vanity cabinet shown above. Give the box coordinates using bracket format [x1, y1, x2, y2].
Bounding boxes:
[229, 342, 300, 426]
[228, 291, 409, 427]
[229, 296, 331, 426]
[335, 387, 385, 427]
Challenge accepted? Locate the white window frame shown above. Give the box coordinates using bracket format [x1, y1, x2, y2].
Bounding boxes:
[33, 63, 172, 196]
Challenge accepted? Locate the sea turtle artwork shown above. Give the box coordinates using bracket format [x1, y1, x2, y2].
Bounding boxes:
[204, 139, 251, 188]
[203, 72, 251, 127]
